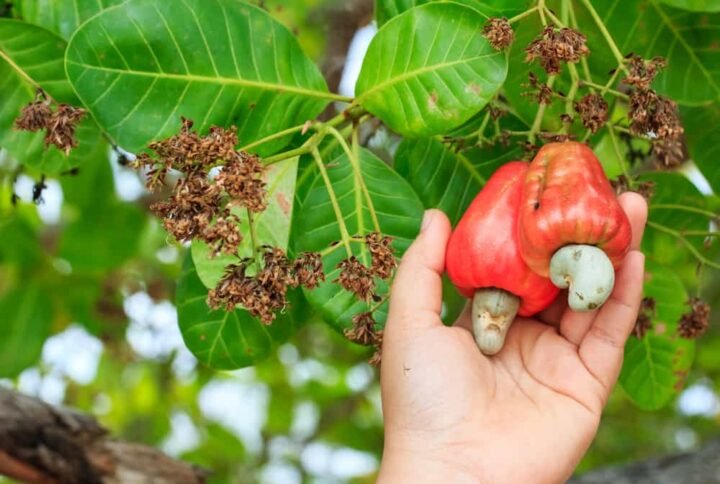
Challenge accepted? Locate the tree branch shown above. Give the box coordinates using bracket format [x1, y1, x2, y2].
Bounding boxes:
[0, 388, 207, 484]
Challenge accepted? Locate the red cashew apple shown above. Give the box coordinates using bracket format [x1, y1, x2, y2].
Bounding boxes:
[518, 142, 632, 312]
[446, 162, 559, 355]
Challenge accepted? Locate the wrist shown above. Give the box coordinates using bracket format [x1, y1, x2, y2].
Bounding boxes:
[378, 445, 485, 484]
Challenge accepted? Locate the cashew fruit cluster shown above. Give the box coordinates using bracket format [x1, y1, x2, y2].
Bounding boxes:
[446, 142, 632, 355]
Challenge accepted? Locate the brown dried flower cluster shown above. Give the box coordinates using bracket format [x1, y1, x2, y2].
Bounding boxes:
[345, 312, 379, 345]
[208, 247, 325, 323]
[633, 297, 656, 338]
[335, 233, 397, 301]
[15, 90, 86, 154]
[483, 17, 514, 50]
[137, 118, 267, 257]
[623, 55, 666, 90]
[523, 72, 555, 105]
[525, 26, 589, 74]
[345, 312, 384, 366]
[366, 233, 396, 279]
[678, 297, 710, 339]
[574, 93, 609, 133]
[610, 175, 656, 200]
[623, 57, 685, 168]
[336, 256, 376, 302]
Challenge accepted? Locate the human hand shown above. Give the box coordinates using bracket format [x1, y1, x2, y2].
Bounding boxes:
[378, 193, 648, 483]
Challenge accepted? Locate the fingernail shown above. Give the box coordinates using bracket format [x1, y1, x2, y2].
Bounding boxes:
[421, 210, 434, 232]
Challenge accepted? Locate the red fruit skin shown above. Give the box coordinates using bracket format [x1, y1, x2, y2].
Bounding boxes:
[518, 142, 632, 277]
[446, 162, 559, 317]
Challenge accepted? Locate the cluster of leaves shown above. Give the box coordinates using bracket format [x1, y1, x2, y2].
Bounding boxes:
[0, 0, 718, 414]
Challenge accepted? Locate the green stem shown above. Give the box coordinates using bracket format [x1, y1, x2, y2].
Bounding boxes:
[528, 75, 556, 143]
[352, 126, 381, 232]
[0, 48, 44, 97]
[647, 221, 720, 270]
[323, 126, 381, 233]
[240, 124, 307, 152]
[649, 204, 720, 220]
[578, 0, 629, 74]
[543, 6, 565, 27]
[567, 1, 594, 84]
[247, 209, 260, 266]
[263, 144, 313, 165]
[538, 0, 547, 25]
[680, 230, 719, 237]
[581, 80, 628, 99]
[564, 64, 580, 132]
[369, 295, 390, 314]
[508, 6, 538, 24]
[607, 124, 632, 182]
[311, 147, 353, 257]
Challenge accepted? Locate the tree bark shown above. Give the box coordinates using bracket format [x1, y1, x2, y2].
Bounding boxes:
[0, 388, 207, 484]
[571, 439, 720, 483]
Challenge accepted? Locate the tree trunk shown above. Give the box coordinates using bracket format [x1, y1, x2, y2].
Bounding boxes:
[571, 439, 720, 484]
[0, 388, 206, 484]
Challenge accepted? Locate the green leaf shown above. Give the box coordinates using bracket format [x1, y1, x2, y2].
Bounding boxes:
[294, 148, 424, 333]
[394, 137, 523, 225]
[657, 0, 720, 12]
[682, 104, 720, 193]
[176, 255, 298, 370]
[0, 19, 102, 173]
[581, 0, 720, 105]
[18, 0, 126, 40]
[620, 262, 694, 410]
[65, 0, 333, 153]
[356, 3, 508, 137]
[0, 285, 53, 378]
[642, 172, 710, 262]
[374, 0, 528, 26]
[191, 157, 298, 289]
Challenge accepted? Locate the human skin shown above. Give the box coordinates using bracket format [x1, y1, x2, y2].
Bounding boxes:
[378, 193, 648, 484]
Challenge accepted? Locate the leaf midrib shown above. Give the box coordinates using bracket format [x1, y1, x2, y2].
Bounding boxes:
[356, 52, 500, 102]
[65, 59, 347, 102]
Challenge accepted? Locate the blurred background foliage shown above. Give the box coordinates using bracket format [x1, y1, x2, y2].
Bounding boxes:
[0, 0, 719, 482]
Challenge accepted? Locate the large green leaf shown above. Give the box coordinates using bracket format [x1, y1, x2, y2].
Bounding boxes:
[294, 148, 424, 333]
[0, 19, 102, 173]
[658, 0, 720, 12]
[620, 262, 695, 410]
[374, 0, 528, 25]
[580, 0, 720, 105]
[642, 172, 710, 263]
[394, 137, 524, 225]
[176, 255, 298, 370]
[18, 0, 125, 40]
[356, 3, 508, 137]
[65, 0, 333, 153]
[682, 104, 720, 193]
[191, 157, 298, 288]
[0, 285, 53, 378]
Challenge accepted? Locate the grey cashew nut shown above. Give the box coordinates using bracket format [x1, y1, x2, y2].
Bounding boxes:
[472, 288, 520, 355]
[549, 244, 615, 312]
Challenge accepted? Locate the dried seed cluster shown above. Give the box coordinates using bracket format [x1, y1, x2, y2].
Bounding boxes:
[678, 297, 710, 339]
[633, 297, 656, 338]
[15, 90, 86, 154]
[623, 56, 685, 168]
[208, 247, 325, 324]
[483, 17, 514, 50]
[134, 118, 267, 257]
[523, 72, 555, 105]
[574, 93, 609, 134]
[525, 26, 589, 74]
[345, 312, 384, 367]
[335, 233, 396, 302]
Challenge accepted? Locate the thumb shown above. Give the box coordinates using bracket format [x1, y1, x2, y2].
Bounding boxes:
[387, 209, 451, 331]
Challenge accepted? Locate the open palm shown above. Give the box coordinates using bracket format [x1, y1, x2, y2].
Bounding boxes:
[379, 194, 647, 484]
